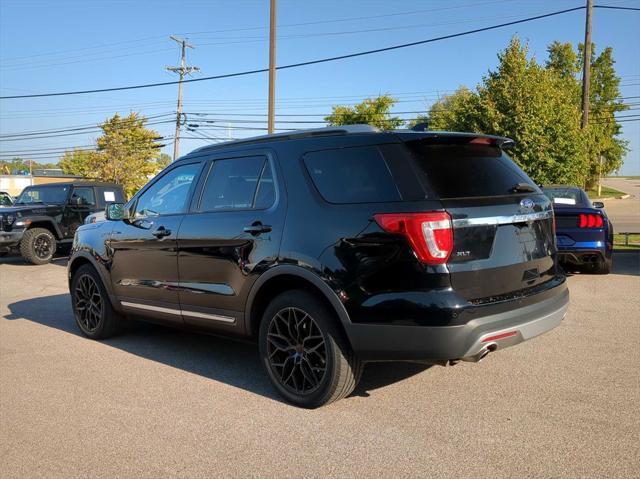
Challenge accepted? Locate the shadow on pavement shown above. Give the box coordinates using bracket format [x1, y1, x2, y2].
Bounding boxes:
[0, 256, 68, 267]
[611, 251, 640, 276]
[4, 293, 430, 404]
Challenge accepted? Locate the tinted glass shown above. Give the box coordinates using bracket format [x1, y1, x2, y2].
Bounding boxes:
[254, 161, 276, 209]
[71, 187, 96, 206]
[135, 163, 199, 217]
[96, 187, 125, 207]
[542, 188, 586, 206]
[304, 146, 401, 204]
[199, 156, 265, 211]
[406, 142, 537, 198]
[16, 185, 69, 204]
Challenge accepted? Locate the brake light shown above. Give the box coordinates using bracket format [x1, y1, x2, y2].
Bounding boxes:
[579, 213, 603, 228]
[373, 212, 453, 264]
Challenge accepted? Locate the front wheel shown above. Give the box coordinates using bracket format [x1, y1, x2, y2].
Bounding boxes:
[20, 227, 56, 265]
[71, 264, 122, 339]
[259, 290, 362, 408]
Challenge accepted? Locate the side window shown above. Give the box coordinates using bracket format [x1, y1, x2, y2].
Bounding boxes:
[303, 146, 401, 204]
[254, 161, 275, 209]
[96, 187, 125, 207]
[135, 163, 199, 217]
[199, 156, 271, 211]
[71, 187, 96, 206]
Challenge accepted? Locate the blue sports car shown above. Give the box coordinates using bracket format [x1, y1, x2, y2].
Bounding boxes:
[542, 185, 613, 274]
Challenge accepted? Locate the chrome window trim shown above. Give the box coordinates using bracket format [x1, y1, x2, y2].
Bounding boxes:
[452, 210, 552, 228]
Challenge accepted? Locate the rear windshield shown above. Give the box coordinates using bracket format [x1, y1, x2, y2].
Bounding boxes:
[405, 142, 538, 198]
[542, 188, 586, 206]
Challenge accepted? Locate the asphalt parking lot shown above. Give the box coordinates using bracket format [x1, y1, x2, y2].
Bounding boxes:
[1, 253, 639, 478]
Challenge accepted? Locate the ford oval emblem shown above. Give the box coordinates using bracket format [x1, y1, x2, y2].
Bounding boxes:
[520, 198, 534, 209]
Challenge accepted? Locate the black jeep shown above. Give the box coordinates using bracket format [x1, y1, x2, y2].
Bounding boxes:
[0, 181, 125, 264]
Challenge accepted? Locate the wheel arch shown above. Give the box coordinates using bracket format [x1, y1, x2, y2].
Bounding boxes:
[25, 217, 63, 239]
[68, 252, 120, 311]
[245, 265, 353, 343]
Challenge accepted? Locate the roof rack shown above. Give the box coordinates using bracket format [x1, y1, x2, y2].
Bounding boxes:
[190, 124, 380, 154]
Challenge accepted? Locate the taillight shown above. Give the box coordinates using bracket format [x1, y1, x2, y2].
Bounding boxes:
[373, 212, 453, 264]
[579, 213, 604, 228]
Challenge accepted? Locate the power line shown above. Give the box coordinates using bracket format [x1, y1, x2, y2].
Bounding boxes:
[593, 5, 640, 11]
[0, 113, 174, 138]
[0, 6, 589, 100]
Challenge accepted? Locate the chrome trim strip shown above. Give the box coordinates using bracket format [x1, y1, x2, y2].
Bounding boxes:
[120, 301, 236, 324]
[181, 310, 236, 324]
[452, 210, 552, 228]
[121, 301, 181, 315]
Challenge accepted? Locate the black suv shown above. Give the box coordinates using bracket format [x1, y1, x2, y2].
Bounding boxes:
[68, 126, 569, 408]
[0, 181, 125, 264]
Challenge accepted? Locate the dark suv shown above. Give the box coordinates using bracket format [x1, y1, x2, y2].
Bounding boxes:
[68, 126, 569, 408]
[0, 181, 125, 264]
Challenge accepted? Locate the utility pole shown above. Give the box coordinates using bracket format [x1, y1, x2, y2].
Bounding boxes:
[268, 0, 277, 134]
[581, 0, 593, 129]
[167, 36, 199, 161]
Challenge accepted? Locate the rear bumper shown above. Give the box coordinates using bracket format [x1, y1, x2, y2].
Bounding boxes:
[345, 282, 569, 362]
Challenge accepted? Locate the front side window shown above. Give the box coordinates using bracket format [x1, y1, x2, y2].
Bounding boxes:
[199, 156, 272, 211]
[135, 163, 199, 217]
[16, 185, 70, 204]
[71, 187, 96, 206]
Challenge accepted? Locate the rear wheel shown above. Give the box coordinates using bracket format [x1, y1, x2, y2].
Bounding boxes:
[259, 290, 362, 408]
[20, 227, 56, 265]
[71, 264, 122, 339]
[592, 258, 611, 275]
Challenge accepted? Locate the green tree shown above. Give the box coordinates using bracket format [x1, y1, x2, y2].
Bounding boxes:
[59, 113, 164, 197]
[156, 153, 171, 170]
[585, 45, 628, 185]
[59, 149, 99, 178]
[325, 94, 404, 129]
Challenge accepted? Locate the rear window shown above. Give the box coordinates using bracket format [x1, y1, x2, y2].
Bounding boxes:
[542, 188, 585, 206]
[96, 186, 125, 207]
[303, 146, 401, 204]
[405, 142, 537, 198]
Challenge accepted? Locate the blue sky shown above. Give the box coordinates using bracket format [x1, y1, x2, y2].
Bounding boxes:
[1, 0, 638, 174]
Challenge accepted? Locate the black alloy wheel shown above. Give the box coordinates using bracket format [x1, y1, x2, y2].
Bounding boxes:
[74, 273, 104, 333]
[266, 307, 328, 395]
[33, 232, 53, 260]
[71, 264, 122, 339]
[259, 290, 362, 408]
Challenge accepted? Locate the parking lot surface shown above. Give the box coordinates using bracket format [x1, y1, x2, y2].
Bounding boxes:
[602, 177, 640, 233]
[1, 253, 639, 478]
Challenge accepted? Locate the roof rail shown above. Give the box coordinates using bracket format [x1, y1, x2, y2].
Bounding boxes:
[190, 124, 380, 154]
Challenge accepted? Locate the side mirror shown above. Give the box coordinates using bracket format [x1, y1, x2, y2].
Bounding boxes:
[593, 201, 605, 209]
[106, 203, 127, 221]
[70, 196, 83, 206]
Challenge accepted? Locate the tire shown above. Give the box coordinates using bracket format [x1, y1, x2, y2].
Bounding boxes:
[259, 290, 362, 408]
[592, 258, 611, 275]
[20, 227, 56, 265]
[71, 264, 122, 339]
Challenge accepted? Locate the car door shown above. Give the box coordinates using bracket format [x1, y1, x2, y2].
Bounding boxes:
[63, 186, 96, 238]
[108, 160, 202, 325]
[177, 151, 285, 333]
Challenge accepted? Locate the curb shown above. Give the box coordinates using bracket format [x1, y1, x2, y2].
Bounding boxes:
[597, 194, 631, 201]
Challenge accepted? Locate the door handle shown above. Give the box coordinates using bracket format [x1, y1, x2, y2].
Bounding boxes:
[243, 222, 272, 235]
[152, 226, 172, 238]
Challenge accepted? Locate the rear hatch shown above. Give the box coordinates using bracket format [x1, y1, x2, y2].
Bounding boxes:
[403, 137, 557, 302]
